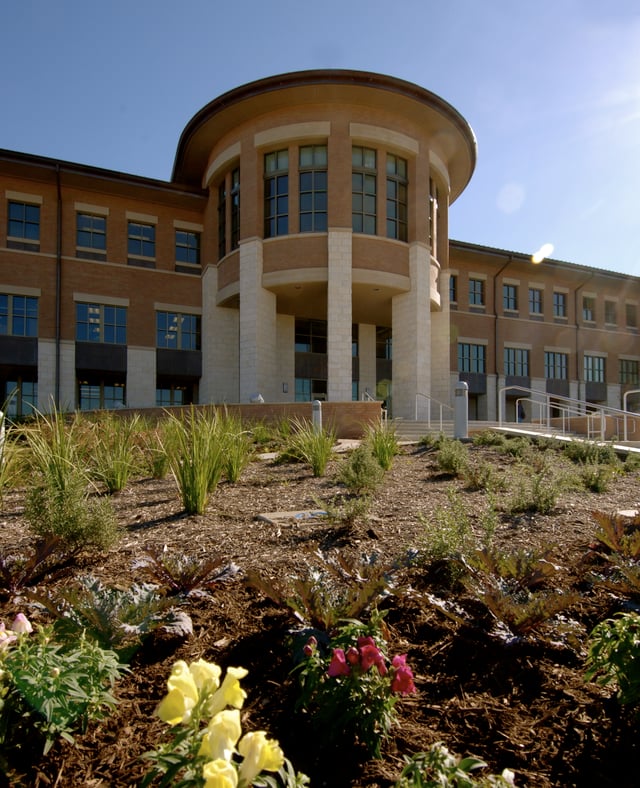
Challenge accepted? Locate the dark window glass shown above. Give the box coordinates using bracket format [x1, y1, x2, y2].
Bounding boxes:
[175, 230, 200, 265]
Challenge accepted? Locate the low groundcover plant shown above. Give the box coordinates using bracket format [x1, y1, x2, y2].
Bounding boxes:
[294, 617, 416, 757]
[142, 657, 308, 787]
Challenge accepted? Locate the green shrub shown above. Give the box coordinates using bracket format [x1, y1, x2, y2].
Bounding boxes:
[25, 472, 119, 552]
[435, 438, 469, 476]
[472, 430, 507, 448]
[462, 460, 506, 493]
[321, 493, 372, 528]
[505, 471, 559, 515]
[419, 489, 474, 564]
[564, 440, 619, 466]
[580, 462, 614, 493]
[586, 612, 640, 706]
[338, 444, 384, 494]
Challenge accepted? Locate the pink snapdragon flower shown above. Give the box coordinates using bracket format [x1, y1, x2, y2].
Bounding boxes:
[303, 636, 317, 657]
[345, 646, 360, 665]
[359, 643, 388, 676]
[11, 613, 33, 634]
[327, 648, 351, 677]
[390, 654, 416, 695]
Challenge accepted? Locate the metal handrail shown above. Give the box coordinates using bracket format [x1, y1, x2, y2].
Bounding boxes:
[499, 384, 639, 442]
[415, 392, 453, 432]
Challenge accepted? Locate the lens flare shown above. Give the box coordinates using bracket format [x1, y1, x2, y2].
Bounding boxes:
[532, 243, 554, 264]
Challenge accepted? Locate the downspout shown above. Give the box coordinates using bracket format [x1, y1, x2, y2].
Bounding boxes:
[55, 164, 62, 409]
[574, 272, 594, 406]
[493, 256, 512, 420]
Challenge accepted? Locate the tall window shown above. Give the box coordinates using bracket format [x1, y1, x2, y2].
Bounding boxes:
[175, 230, 200, 266]
[156, 385, 187, 407]
[218, 179, 227, 259]
[458, 343, 486, 373]
[264, 150, 289, 238]
[76, 213, 106, 260]
[299, 145, 327, 232]
[582, 296, 596, 322]
[504, 347, 529, 376]
[604, 300, 617, 325]
[386, 154, 407, 241]
[449, 274, 458, 304]
[584, 354, 605, 383]
[620, 359, 639, 386]
[553, 291, 567, 318]
[76, 303, 127, 344]
[376, 327, 392, 360]
[7, 201, 40, 250]
[231, 166, 240, 249]
[352, 146, 376, 235]
[0, 294, 38, 337]
[429, 178, 439, 257]
[127, 222, 155, 263]
[528, 288, 543, 314]
[544, 351, 568, 380]
[469, 278, 485, 306]
[156, 311, 201, 350]
[503, 284, 518, 311]
[626, 303, 638, 329]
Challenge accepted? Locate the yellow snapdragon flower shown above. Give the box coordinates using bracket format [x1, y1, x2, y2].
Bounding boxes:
[207, 666, 248, 716]
[202, 757, 238, 788]
[199, 709, 242, 761]
[237, 731, 284, 785]
[156, 660, 199, 725]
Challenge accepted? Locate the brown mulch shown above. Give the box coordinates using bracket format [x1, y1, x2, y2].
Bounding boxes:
[1, 440, 639, 787]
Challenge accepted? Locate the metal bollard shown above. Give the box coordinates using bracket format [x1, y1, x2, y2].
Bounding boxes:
[454, 381, 469, 440]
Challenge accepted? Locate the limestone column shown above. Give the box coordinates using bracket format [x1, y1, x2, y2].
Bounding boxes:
[200, 264, 239, 403]
[239, 238, 277, 402]
[392, 242, 431, 419]
[126, 347, 156, 407]
[358, 323, 377, 400]
[327, 228, 353, 401]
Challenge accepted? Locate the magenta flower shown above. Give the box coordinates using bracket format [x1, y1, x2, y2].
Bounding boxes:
[359, 643, 387, 676]
[303, 636, 317, 657]
[345, 646, 360, 665]
[357, 635, 377, 649]
[391, 654, 416, 695]
[327, 648, 351, 677]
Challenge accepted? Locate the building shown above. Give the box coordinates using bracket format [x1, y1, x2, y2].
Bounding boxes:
[1, 70, 639, 422]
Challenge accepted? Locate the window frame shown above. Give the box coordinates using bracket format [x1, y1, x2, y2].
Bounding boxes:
[352, 145, 377, 235]
[7, 200, 40, 250]
[553, 291, 567, 318]
[156, 311, 201, 351]
[582, 295, 596, 323]
[76, 212, 106, 259]
[175, 229, 201, 267]
[127, 221, 156, 263]
[544, 351, 568, 380]
[584, 354, 606, 383]
[504, 347, 530, 377]
[299, 145, 327, 233]
[0, 293, 38, 337]
[468, 278, 485, 307]
[385, 153, 407, 241]
[528, 287, 543, 315]
[620, 358, 639, 386]
[503, 283, 518, 312]
[264, 149, 289, 238]
[458, 342, 486, 374]
[75, 302, 127, 345]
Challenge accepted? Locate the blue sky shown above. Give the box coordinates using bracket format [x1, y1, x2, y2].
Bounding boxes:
[2, 0, 639, 276]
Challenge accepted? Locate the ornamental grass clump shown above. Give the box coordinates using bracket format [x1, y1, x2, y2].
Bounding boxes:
[89, 412, 144, 493]
[365, 421, 399, 471]
[142, 658, 308, 787]
[294, 617, 416, 757]
[163, 407, 225, 515]
[284, 418, 335, 477]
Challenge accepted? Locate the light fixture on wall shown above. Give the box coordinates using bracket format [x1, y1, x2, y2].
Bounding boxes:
[282, 382, 288, 393]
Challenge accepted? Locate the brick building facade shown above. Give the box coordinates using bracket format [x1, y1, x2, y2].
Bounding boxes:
[1, 70, 638, 420]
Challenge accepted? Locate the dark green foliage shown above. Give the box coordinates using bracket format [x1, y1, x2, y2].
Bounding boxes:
[586, 612, 640, 706]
